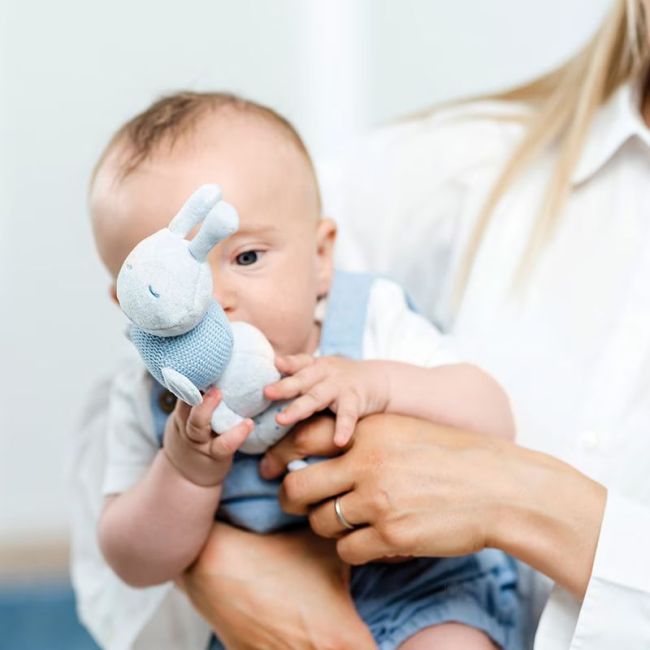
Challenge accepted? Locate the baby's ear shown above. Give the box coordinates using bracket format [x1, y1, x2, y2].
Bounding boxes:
[109, 284, 119, 305]
[315, 217, 337, 297]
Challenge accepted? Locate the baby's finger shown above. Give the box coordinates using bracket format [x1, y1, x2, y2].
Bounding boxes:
[186, 387, 221, 444]
[174, 400, 191, 424]
[265, 362, 326, 401]
[333, 393, 360, 447]
[276, 382, 336, 426]
[275, 354, 315, 375]
[208, 419, 254, 461]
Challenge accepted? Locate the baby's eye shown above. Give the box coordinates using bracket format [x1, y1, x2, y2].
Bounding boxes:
[235, 250, 261, 266]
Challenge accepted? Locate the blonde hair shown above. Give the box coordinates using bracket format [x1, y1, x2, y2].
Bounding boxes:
[457, 0, 649, 297]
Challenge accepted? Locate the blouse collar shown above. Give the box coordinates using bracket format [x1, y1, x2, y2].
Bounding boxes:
[572, 75, 650, 186]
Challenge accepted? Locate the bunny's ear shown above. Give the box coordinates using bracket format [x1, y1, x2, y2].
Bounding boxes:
[188, 200, 239, 262]
[168, 184, 222, 237]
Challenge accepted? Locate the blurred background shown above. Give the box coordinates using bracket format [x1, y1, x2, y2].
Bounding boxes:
[0, 0, 612, 647]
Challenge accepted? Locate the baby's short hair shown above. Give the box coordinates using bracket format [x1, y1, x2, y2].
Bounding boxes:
[94, 91, 320, 206]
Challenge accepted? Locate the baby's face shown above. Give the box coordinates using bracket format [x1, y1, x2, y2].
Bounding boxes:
[91, 114, 336, 357]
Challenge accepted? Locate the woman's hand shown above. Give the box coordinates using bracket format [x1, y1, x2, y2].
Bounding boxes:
[179, 521, 376, 650]
[259, 414, 341, 480]
[272, 414, 606, 599]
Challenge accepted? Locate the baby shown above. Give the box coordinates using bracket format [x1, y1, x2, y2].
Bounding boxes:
[90, 92, 521, 650]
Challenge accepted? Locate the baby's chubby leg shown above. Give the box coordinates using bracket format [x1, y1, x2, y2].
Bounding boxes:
[400, 623, 498, 650]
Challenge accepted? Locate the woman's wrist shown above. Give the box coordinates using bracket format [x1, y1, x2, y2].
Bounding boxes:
[490, 441, 607, 598]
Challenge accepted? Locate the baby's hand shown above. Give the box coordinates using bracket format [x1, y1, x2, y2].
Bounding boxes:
[264, 356, 389, 447]
[163, 387, 253, 487]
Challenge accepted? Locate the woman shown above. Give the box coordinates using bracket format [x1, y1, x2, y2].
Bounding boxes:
[179, 0, 650, 647]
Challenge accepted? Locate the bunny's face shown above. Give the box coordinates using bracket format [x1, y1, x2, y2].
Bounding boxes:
[117, 229, 213, 337]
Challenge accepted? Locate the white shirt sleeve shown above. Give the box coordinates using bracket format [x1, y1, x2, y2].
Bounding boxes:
[362, 277, 460, 366]
[69, 361, 211, 650]
[102, 362, 159, 496]
[570, 491, 650, 649]
[534, 491, 650, 649]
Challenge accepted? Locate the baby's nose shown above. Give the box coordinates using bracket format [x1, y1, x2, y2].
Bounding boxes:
[212, 282, 236, 315]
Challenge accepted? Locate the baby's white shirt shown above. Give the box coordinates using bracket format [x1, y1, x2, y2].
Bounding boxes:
[71, 276, 460, 650]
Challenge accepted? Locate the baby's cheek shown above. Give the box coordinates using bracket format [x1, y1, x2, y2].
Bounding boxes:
[270, 306, 317, 355]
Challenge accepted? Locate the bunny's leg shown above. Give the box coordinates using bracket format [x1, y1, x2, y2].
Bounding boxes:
[211, 401, 244, 434]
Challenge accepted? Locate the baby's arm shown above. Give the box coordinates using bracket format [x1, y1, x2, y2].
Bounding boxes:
[370, 360, 515, 439]
[266, 356, 515, 445]
[98, 388, 253, 588]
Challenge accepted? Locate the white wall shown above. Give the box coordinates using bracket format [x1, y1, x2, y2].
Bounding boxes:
[0, 0, 612, 544]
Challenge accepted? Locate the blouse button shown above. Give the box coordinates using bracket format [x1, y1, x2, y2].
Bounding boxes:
[579, 430, 601, 452]
[158, 390, 177, 414]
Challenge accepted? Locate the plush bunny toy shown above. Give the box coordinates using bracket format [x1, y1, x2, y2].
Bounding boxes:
[116, 184, 291, 454]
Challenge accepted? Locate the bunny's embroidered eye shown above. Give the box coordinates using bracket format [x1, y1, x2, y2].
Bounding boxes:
[148, 285, 161, 298]
[235, 250, 261, 266]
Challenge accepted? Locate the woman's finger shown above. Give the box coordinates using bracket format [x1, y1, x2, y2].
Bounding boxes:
[186, 387, 221, 443]
[308, 491, 368, 539]
[259, 415, 338, 479]
[208, 418, 254, 461]
[279, 456, 354, 515]
[336, 526, 393, 566]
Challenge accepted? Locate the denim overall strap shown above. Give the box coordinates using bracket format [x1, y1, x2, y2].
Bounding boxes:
[151, 381, 170, 446]
[319, 270, 375, 359]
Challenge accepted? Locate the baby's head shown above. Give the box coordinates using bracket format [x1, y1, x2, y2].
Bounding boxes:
[90, 92, 336, 356]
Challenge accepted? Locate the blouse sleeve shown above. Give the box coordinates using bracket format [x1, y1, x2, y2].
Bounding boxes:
[534, 491, 650, 649]
[318, 105, 525, 332]
[568, 491, 650, 649]
[68, 366, 172, 650]
[102, 364, 158, 496]
[69, 362, 210, 650]
[363, 277, 460, 367]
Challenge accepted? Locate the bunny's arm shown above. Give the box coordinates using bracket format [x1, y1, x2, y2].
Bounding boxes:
[161, 367, 203, 406]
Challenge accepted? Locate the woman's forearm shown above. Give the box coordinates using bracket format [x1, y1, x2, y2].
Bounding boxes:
[98, 450, 222, 587]
[491, 443, 607, 598]
[384, 362, 516, 439]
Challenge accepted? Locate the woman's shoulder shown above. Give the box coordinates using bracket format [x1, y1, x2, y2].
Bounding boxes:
[372, 98, 529, 170]
[320, 98, 530, 204]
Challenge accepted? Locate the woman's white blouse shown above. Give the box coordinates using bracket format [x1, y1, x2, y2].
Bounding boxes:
[322, 80, 650, 649]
